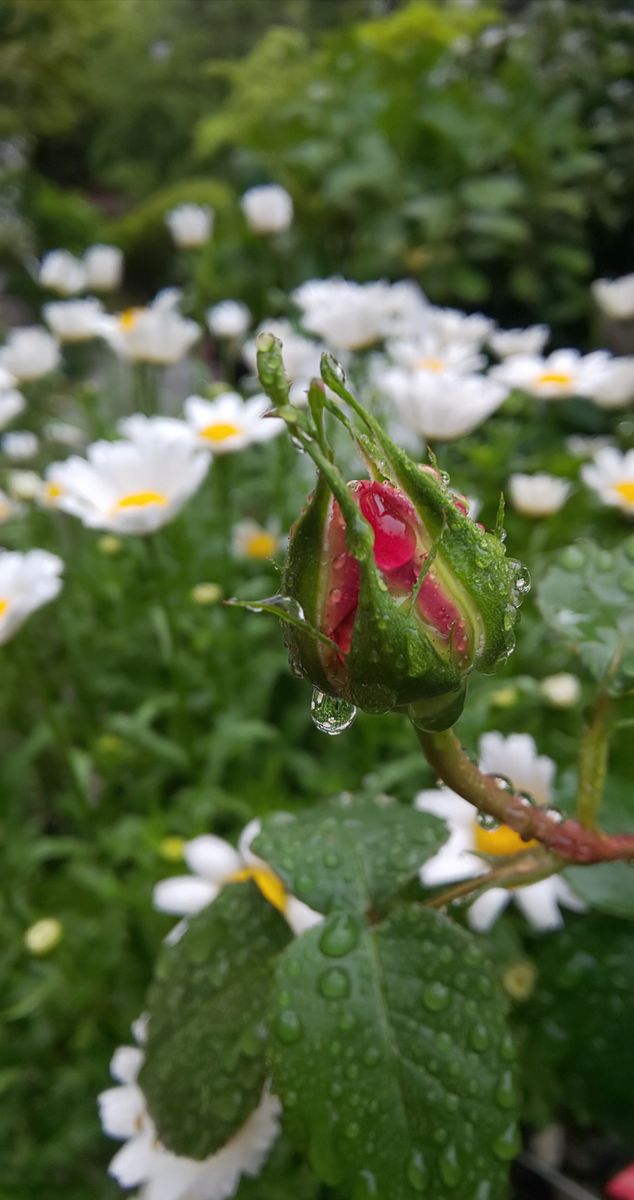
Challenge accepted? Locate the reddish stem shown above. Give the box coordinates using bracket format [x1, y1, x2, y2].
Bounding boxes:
[416, 727, 634, 865]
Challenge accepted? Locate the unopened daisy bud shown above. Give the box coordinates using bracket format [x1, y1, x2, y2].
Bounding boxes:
[540, 673, 580, 708]
[24, 917, 63, 956]
[190, 581, 222, 606]
[255, 336, 528, 730]
[502, 960, 537, 1002]
[98, 534, 122, 556]
[490, 686, 520, 708]
[159, 836, 186, 861]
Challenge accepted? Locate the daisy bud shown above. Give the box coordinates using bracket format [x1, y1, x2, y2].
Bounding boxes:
[257, 336, 529, 730]
[24, 917, 63, 956]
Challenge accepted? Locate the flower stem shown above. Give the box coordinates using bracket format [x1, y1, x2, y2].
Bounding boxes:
[576, 690, 610, 829]
[424, 848, 560, 910]
[415, 724, 634, 865]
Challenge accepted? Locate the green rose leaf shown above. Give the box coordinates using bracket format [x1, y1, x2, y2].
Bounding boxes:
[269, 906, 518, 1200]
[253, 797, 448, 916]
[536, 537, 634, 694]
[524, 913, 634, 1140]
[140, 881, 291, 1159]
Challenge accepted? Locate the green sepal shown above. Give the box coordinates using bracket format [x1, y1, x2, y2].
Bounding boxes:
[140, 881, 291, 1159]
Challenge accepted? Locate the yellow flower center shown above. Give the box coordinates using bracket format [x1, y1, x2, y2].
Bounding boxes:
[614, 481, 634, 504]
[536, 370, 573, 389]
[119, 308, 142, 331]
[245, 531, 277, 559]
[45, 482, 63, 501]
[474, 822, 538, 857]
[230, 866, 287, 913]
[417, 356, 445, 373]
[200, 421, 243, 443]
[113, 491, 167, 511]
[0, 597, 9, 617]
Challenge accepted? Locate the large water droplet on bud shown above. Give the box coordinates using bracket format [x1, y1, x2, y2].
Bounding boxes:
[310, 687, 357, 735]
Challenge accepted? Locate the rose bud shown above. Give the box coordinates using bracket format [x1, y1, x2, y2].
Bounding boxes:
[253, 334, 528, 731]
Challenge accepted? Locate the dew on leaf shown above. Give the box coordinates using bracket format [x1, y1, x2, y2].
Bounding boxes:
[318, 967, 350, 999]
[423, 981, 450, 1012]
[406, 1149, 429, 1192]
[319, 913, 359, 958]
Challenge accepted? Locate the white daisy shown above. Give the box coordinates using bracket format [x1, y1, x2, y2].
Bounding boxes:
[0, 327, 60, 382]
[232, 520, 280, 561]
[0, 386, 25, 430]
[292, 277, 395, 351]
[38, 249, 86, 296]
[83, 244, 123, 292]
[590, 357, 634, 410]
[206, 301, 251, 340]
[508, 472, 572, 517]
[592, 273, 634, 321]
[153, 821, 322, 939]
[241, 184, 293, 235]
[384, 334, 485, 375]
[0, 549, 63, 645]
[166, 204, 214, 249]
[99, 1024, 282, 1200]
[43, 298, 105, 343]
[184, 392, 283, 453]
[100, 293, 200, 365]
[490, 348, 613, 400]
[488, 324, 549, 359]
[416, 732, 585, 932]
[540, 674, 581, 709]
[2, 431, 39, 461]
[377, 364, 507, 440]
[581, 446, 634, 516]
[47, 420, 210, 535]
[426, 306, 495, 348]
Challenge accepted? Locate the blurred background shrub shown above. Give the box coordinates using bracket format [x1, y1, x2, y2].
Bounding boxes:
[2, 0, 633, 335]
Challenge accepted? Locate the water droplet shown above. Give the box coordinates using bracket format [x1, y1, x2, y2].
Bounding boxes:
[363, 1045, 381, 1068]
[596, 549, 613, 570]
[273, 1008, 303, 1044]
[323, 848, 341, 869]
[500, 1032, 515, 1063]
[621, 568, 634, 594]
[561, 545, 586, 570]
[345, 1121, 360, 1140]
[318, 968, 350, 1001]
[354, 1170, 379, 1199]
[406, 1150, 429, 1192]
[469, 1023, 490, 1053]
[310, 688, 357, 735]
[495, 1069, 517, 1110]
[477, 811, 500, 831]
[423, 981, 450, 1012]
[492, 1121, 521, 1161]
[512, 565, 531, 598]
[319, 913, 359, 958]
[439, 1144, 461, 1188]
